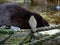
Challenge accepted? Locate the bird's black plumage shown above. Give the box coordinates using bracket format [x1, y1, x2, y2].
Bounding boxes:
[0, 3, 49, 29]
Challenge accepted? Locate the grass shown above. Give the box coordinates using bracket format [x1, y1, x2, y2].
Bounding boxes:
[40, 12, 60, 24]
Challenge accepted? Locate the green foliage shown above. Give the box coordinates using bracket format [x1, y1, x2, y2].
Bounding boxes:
[0, 0, 8, 4]
[0, 24, 60, 45]
[0, 28, 14, 34]
[47, 0, 59, 6]
[25, 32, 60, 45]
[30, 0, 34, 6]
